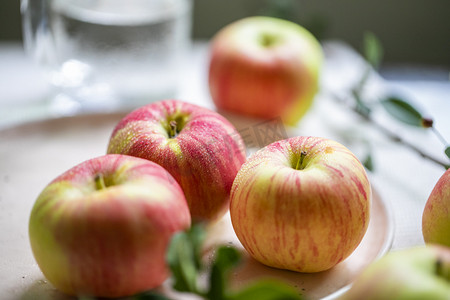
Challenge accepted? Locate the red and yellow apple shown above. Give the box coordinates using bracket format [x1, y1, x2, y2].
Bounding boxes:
[107, 99, 246, 222]
[29, 154, 191, 298]
[338, 245, 450, 300]
[422, 169, 450, 247]
[208, 16, 323, 126]
[230, 136, 371, 273]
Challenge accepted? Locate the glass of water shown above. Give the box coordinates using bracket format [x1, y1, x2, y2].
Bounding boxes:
[21, 0, 192, 115]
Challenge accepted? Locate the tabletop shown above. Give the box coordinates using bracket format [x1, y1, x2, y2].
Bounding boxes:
[0, 40, 449, 299]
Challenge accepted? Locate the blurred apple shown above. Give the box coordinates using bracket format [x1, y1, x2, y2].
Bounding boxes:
[423, 169, 450, 247]
[107, 99, 246, 222]
[208, 16, 323, 126]
[29, 154, 191, 298]
[230, 136, 371, 272]
[338, 245, 450, 300]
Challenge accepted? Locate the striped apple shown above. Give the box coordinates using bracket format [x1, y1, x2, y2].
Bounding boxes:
[208, 16, 323, 126]
[338, 245, 450, 300]
[29, 154, 191, 298]
[107, 100, 246, 222]
[230, 136, 371, 273]
[422, 168, 450, 247]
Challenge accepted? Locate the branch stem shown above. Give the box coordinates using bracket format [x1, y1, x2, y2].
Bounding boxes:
[431, 126, 449, 147]
[328, 91, 450, 170]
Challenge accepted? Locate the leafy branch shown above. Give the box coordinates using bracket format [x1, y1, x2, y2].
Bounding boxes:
[76, 224, 303, 300]
[328, 32, 450, 170]
[133, 224, 304, 300]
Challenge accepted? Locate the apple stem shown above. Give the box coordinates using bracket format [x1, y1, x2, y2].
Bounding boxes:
[260, 33, 278, 48]
[295, 151, 308, 170]
[94, 173, 107, 190]
[435, 258, 446, 278]
[169, 120, 178, 138]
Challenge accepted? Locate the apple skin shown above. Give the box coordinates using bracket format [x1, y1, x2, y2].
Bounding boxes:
[29, 154, 191, 298]
[422, 169, 450, 247]
[208, 16, 323, 126]
[230, 136, 371, 273]
[107, 99, 246, 222]
[338, 245, 450, 300]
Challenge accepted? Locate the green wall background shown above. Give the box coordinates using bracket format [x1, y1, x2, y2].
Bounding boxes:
[2, 0, 449, 66]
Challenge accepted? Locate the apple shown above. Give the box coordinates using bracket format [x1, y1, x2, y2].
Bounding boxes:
[107, 99, 246, 222]
[29, 154, 191, 298]
[338, 245, 450, 300]
[208, 16, 323, 126]
[422, 169, 450, 247]
[230, 136, 371, 273]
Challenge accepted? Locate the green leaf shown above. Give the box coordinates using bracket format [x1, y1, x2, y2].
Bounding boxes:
[363, 31, 383, 69]
[445, 146, 450, 159]
[228, 280, 304, 300]
[363, 152, 374, 172]
[186, 223, 207, 270]
[380, 97, 425, 127]
[166, 225, 205, 294]
[356, 100, 372, 119]
[208, 246, 241, 300]
[352, 89, 371, 118]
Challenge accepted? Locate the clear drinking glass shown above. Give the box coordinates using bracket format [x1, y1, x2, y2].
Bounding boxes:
[21, 0, 192, 115]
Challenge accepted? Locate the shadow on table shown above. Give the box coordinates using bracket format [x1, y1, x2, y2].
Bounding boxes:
[19, 278, 74, 300]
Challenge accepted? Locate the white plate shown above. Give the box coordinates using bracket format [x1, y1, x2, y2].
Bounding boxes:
[0, 113, 394, 300]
